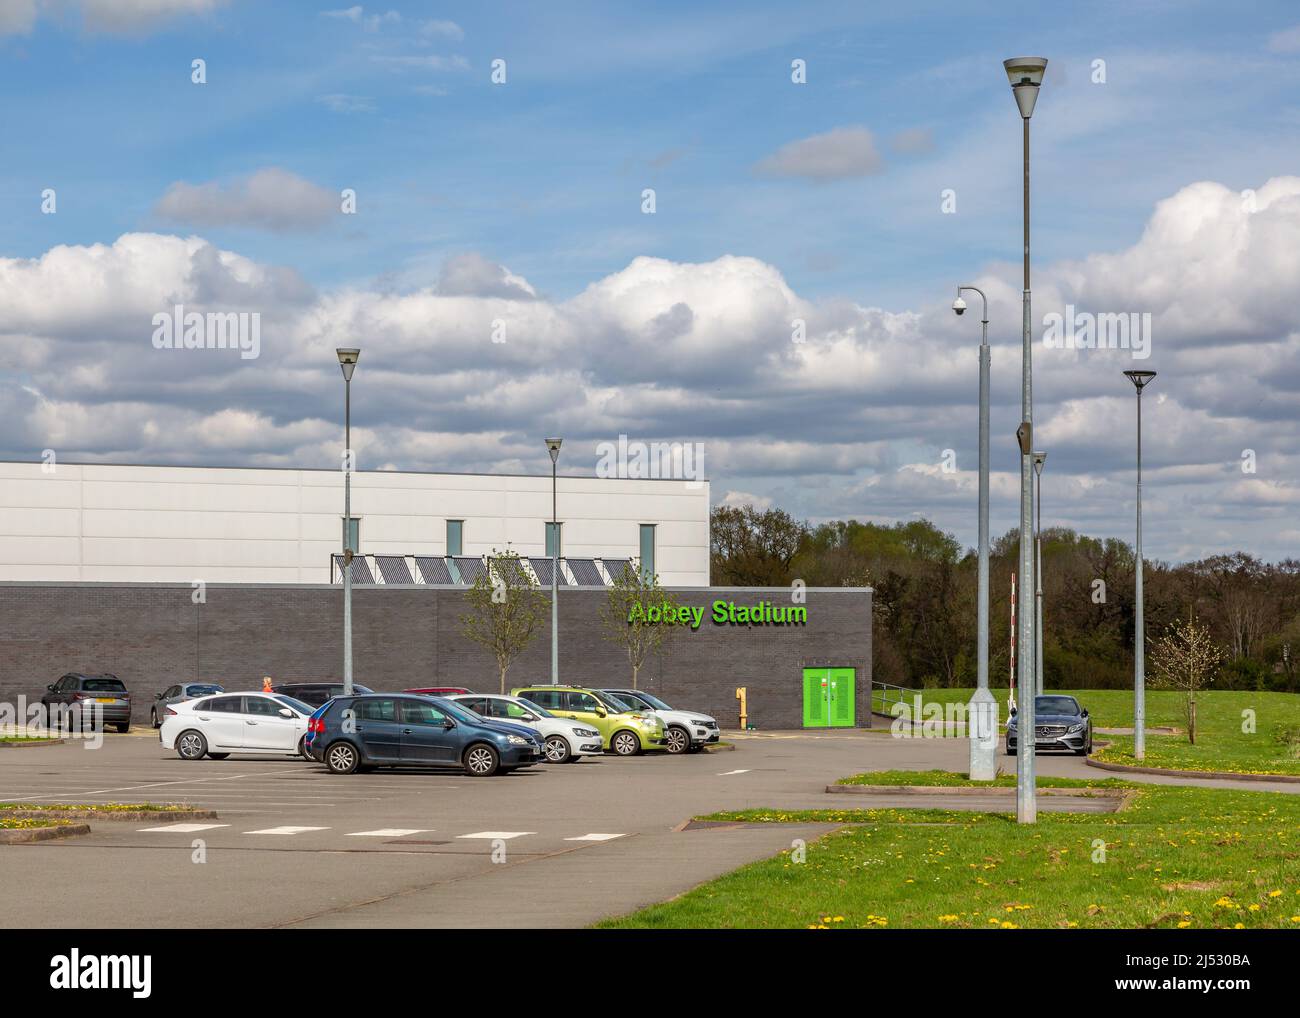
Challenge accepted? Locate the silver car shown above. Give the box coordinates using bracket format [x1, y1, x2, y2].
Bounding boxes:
[151, 682, 225, 728]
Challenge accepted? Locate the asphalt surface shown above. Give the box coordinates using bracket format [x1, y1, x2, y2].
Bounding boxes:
[1, 726, 1293, 928]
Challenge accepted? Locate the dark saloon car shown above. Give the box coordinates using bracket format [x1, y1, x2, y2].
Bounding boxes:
[270, 682, 374, 708]
[41, 673, 133, 732]
[151, 682, 224, 727]
[1006, 694, 1092, 756]
[305, 694, 543, 776]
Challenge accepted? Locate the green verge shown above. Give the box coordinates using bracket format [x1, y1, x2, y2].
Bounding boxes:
[873, 688, 1300, 776]
[599, 778, 1300, 930]
[0, 817, 76, 830]
[0, 736, 58, 743]
[0, 802, 191, 812]
[834, 769, 1135, 789]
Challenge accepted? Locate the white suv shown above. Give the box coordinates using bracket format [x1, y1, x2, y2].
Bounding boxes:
[597, 689, 719, 754]
[448, 694, 604, 764]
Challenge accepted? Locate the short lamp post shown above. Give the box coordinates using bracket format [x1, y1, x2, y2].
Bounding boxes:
[336, 347, 360, 696]
[546, 438, 563, 685]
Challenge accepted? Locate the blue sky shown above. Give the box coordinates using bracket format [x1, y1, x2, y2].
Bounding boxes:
[2, 0, 1300, 562]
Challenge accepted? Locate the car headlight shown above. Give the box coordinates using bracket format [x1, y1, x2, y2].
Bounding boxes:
[574, 728, 598, 738]
[1067, 724, 1083, 733]
[506, 735, 529, 745]
[689, 718, 710, 726]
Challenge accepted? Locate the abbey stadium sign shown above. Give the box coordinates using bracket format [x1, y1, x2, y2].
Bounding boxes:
[627, 599, 807, 630]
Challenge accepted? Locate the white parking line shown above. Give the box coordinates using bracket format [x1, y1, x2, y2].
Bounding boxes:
[244, 826, 330, 835]
[345, 829, 432, 838]
[457, 831, 534, 840]
[563, 833, 626, 842]
[137, 823, 230, 833]
[717, 769, 751, 775]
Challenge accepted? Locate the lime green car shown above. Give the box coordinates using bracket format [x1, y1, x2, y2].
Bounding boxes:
[511, 685, 666, 755]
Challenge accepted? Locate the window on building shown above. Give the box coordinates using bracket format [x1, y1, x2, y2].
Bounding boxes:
[446, 519, 463, 557]
[639, 524, 656, 581]
[545, 521, 563, 558]
[342, 517, 360, 553]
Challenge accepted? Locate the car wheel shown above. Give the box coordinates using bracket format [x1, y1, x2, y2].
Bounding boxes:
[297, 735, 309, 759]
[150, 709, 160, 729]
[325, 741, 360, 774]
[176, 730, 207, 761]
[115, 722, 130, 734]
[664, 726, 690, 754]
[543, 735, 571, 764]
[464, 743, 500, 777]
[1005, 741, 1015, 756]
[207, 753, 230, 760]
[611, 730, 641, 756]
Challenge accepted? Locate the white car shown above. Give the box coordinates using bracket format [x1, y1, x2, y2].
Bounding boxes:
[597, 688, 720, 754]
[448, 693, 604, 764]
[160, 691, 313, 761]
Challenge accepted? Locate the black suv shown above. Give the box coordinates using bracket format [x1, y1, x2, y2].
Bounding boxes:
[1006, 694, 1092, 755]
[41, 673, 133, 732]
[271, 682, 374, 708]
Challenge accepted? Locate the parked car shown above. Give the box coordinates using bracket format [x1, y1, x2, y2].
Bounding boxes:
[448, 693, 603, 763]
[270, 682, 374, 707]
[510, 685, 666, 756]
[403, 686, 471, 695]
[1006, 694, 1093, 756]
[151, 682, 224, 727]
[305, 694, 544, 776]
[41, 673, 133, 733]
[597, 688, 720, 754]
[161, 692, 315, 760]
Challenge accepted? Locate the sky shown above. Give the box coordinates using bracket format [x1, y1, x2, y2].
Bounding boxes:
[1, 0, 1299, 563]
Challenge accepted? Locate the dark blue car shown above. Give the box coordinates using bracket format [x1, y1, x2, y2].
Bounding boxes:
[306, 694, 544, 776]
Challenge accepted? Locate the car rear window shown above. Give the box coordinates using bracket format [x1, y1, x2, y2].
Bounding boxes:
[83, 678, 127, 692]
[187, 684, 222, 696]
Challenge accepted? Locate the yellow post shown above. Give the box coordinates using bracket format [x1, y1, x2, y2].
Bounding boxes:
[735, 686, 747, 730]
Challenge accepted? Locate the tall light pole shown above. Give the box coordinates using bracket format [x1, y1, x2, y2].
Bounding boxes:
[545, 437, 562, 685]
[953, 286, 996, 780]
[1033, 450, 1046, 695]
[336, 348, 360, 696]
[1005, 55, 1047, 824]
[1124, 369, 1155, 761]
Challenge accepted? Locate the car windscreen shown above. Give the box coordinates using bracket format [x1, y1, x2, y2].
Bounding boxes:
[592, 690, 636, 713]
[432, 699, 482, 725]
[515, 697, 555, 718]
[272, 695, 314, 715]
[83, 678, 126, 692]
[628, 691, 670, 710]
[187, 684, 222, 696]
[1035, 696, 1079, 715]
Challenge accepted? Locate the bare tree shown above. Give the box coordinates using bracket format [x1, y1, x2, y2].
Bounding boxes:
[459, 551, 549, 693]
[1150, 614, 1223, 745]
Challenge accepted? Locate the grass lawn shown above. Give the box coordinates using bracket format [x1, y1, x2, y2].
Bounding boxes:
[599, 774, 1300, 930]
[872, 688, 1300, 776]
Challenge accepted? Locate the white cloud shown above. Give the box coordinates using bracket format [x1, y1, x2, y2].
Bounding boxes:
[754, 126, 884, 180]
[49, 0, 228, 34]
[154, 168, 337, 233]
[0, 0, 37, 36]
[1266, 24, 1300, 53]
[316, 93, 375, 114]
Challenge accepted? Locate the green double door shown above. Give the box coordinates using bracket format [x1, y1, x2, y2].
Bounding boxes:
[802, 667, 855, 727]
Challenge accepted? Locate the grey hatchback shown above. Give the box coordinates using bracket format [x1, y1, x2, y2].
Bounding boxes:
[151, 682, 225, 728]
[41, 673, 133, 733]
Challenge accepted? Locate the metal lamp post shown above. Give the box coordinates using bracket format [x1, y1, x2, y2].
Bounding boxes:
[336, 348, 360, 696]
[545, 438, 563, 685]
[953, 286, 996, 780]
[1033, 450, 1046, 695]
[1005, 55, 1047, 824]
[1124, 369, 1155, 760]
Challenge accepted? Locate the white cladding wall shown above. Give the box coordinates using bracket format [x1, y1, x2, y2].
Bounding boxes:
[0, 462, 711, 585]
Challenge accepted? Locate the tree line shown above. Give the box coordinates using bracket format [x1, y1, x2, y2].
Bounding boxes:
[710, 504, 1300, 692]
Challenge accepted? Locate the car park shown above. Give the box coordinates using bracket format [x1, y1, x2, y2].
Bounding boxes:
[511, 685, 667, 756]
[305, 694, 544, 776]
[1006, 694, 1093, 756]
[41, 673, 133, 733]
[151, 682, 224, 727]
[597, 688, 720, 754]
[449, 693, 604, 763]
[270, 681, 374, 707]
[161, 692, 315, 760]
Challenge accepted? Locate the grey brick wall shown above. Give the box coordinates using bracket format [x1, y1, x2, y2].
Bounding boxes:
[0, 584, 871, 731]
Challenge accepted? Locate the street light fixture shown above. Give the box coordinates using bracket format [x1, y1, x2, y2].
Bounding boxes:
[336, 347, 360, 696]
[545, 437, 563, 685]
[1123, 369, 1156, 760]
[1005, 54, 1047, 824]
[954, 286, 996, 780]
[1033, 450, 1046, 696]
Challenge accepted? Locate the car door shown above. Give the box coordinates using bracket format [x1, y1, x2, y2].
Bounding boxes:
[563, 692, 609, 736]
[487, 697, 539, 732]
[242, 695, 300, 751]
[194, 695, 246, 750]
[397, 699, 460, 764]
[353, 698, 402, 762]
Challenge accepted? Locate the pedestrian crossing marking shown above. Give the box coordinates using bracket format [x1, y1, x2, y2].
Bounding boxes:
[564, 833, 626, 842]
[345, 829, 431, 838]
[457, 831, 534, 840]
[137, 823, 229, 833]
[245, 826, 330, 835]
